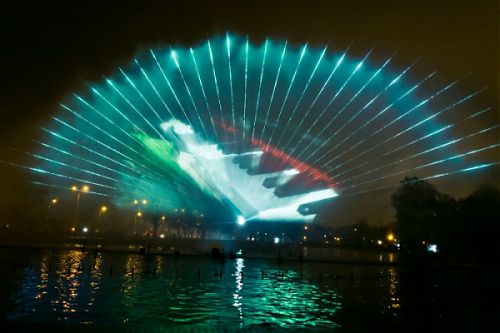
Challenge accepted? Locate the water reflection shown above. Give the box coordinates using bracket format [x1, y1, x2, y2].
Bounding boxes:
[1, 249, 492, 331]
[6, 250, 343, 330]
[232, 258, 244, 324]
[387, 267, 400, 311]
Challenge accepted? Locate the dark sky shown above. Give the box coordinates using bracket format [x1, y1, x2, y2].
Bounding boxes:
[1, 1, 498, 225]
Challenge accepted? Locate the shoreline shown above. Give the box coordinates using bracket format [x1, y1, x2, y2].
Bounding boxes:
[0, 240, 494, 272]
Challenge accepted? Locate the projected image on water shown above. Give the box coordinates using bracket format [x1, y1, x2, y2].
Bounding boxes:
[9, 34, 499, 224]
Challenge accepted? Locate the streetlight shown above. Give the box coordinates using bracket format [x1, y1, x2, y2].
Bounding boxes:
[131, 211, 143, 238]
[71, 185, 90, 233]
[96, 205, 108, 234]
[46, 198, 58, 233]
[131, 199, 148, 238]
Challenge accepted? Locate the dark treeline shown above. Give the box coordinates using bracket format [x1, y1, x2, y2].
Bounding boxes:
[391, 177, 500, 263]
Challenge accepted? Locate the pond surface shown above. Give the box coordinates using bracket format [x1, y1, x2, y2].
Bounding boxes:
[0, 248, 494, 332]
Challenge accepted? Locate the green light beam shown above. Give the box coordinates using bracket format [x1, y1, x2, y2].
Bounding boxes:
[320, 75, 469, 170]
[242, 36, 249, 150]
[226, 33, 237, 147]
[285, 47, 349, 158]
[342, 161, 500, 198]
[2, 160, 116, 190]
[342, 137, 500, 192]
[251, 38, 269, 144]
[259, 41, 287, 142]
[301, 54, 390, 163]
[275, 46, 327, 152]
[149, 49, 193, 127]
[134, 58, 176, 120]
[74, 93, 169, 177]
[330, 107, 492, 179]
[170, 49, 209, 139]
[267, 43, 308, 152]
[52, 115, 148, 172]
[308, 72, 436, 171]
[106, 78, 168, 141]
[190, 47, 218, 138]
[42, 126, 138, 174]
[305, 60, 418, 162]
[207, 39, 226, 143]
[293, 49, 373, 161]
[337, 124, 500, 187]
[29, 181, 110, 197]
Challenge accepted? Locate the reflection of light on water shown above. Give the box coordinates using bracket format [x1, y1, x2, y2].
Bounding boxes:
[35, 254, 50, 300]
[88, 252, 103, 309]
[53, 251, 85, 319]
[388, 267, 401, 311]
[121, 254, 144, 321]
[388, 253, 395, 263]
[7, 252, 342, 330]
[233, 258, 245, 323]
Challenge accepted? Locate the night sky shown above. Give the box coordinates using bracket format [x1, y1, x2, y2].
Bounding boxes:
[1, 1, 498, 226]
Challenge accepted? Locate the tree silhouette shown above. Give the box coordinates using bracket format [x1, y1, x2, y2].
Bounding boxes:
[391, 177, 451, 252]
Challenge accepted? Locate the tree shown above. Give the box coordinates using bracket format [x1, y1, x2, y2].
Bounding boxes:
[458, 184, 500, 261]
[391, 177, 452, 252]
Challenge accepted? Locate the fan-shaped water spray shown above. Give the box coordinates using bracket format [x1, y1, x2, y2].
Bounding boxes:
[6, 34, 499, 223]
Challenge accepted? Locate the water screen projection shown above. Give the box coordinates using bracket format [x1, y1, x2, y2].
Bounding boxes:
[10, 34, 499, 223]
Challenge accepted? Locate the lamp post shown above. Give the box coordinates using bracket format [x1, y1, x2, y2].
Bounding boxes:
[46, 198, 58, 234]
[97, 205, 107, 234]
[71, 185, 89, 233]
[132, 199, 147, 237]
[133, 211, 142, 238]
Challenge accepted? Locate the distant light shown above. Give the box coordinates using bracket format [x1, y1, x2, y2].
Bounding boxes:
[237, 216, 245, 226]
[70, 227, 75, 232]
[82, 227, 88, 233]
[142, 199, 148, 205]
[161, 216, 166, 221]
[427, 244, 438, 253]
[159, 234, 165, 239]
[82, 185, 89, 193]
[303, 236, 307, 240]
[71, 186, 78, 192]
[133, 199, 139, 205]
[377, 240, 383, 245]
[100, 206, 107, 213]
[274, 237, 280, 244]
[136, 211, 142, 217]
[304, 226, 308, 230]
[51, 198, 58, 204]
[387, 233, 394, 241]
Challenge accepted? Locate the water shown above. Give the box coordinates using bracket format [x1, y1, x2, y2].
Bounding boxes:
[0, 248, 495, 332]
